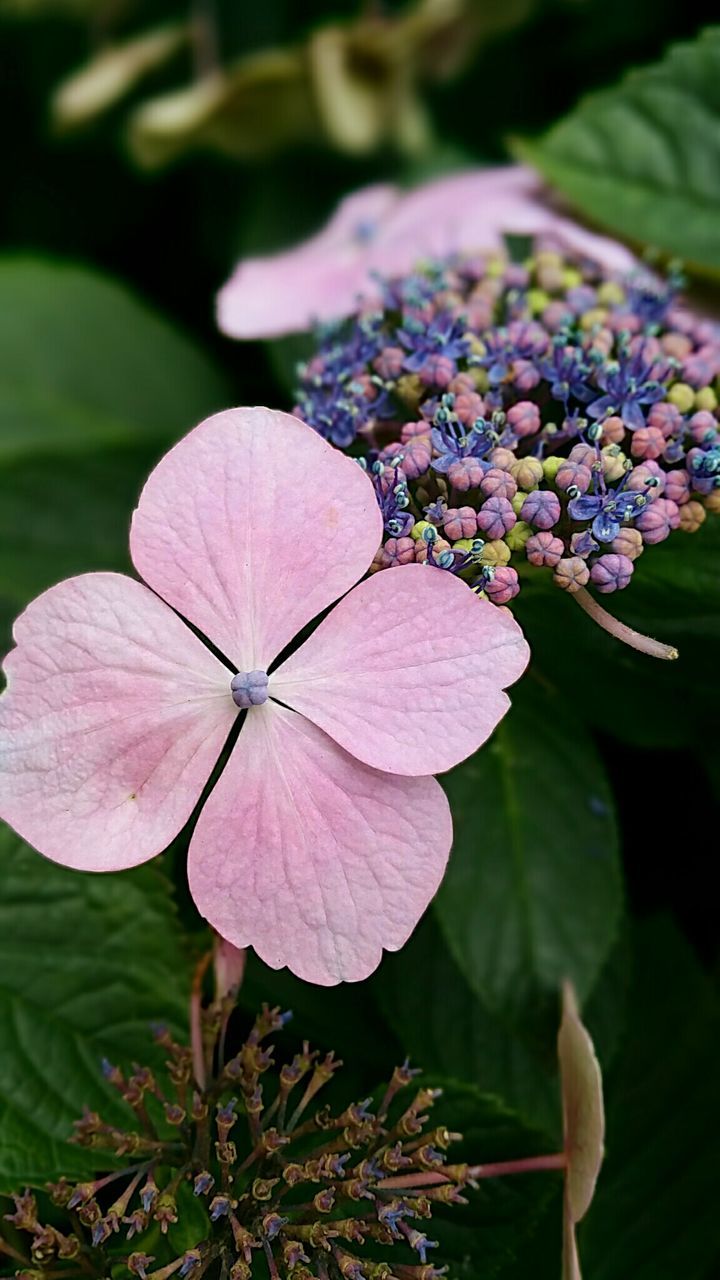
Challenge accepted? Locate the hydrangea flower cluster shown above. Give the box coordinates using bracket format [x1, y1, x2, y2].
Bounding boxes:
[294, 250, 720, 616]
[0, 999, 562, 1280]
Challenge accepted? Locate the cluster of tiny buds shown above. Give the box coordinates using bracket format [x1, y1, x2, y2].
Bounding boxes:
[0, 1000, 565, 1280]
[294, 249, 719, 612]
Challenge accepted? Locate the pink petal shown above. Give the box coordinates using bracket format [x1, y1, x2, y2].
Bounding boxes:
[130, 407, 382, 671]
[187, 701, 451, 985]
[270, 563, 529, 776]
[0, 573, 237, 871]
[217, 184, 399, 338]
[374, 166, 636, 276]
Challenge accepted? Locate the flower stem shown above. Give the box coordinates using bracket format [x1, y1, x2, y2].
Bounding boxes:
[574, 587, 679, 660]
[190, 950, 212, 1089]
[379, 1152, 566, 1191]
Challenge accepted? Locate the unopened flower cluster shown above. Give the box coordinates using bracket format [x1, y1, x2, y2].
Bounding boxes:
[294, 252, 720, 605]
[2, 1007, 482, 1280]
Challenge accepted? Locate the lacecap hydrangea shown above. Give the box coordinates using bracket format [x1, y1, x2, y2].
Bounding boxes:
[294, 249, 719, 620]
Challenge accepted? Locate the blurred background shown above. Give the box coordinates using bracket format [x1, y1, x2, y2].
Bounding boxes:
[1, 3, 720, 1276]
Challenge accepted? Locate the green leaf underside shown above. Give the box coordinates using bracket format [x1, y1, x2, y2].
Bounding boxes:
[0, 828, 189, 1190]
[435, 683, 622, 1018]
[582, 918, 720, 1279]
[0, 257, 230, 461]
[516, 26, 720, 269]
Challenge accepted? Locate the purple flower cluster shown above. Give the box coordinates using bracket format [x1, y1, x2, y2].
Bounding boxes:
[294, 250, 720, 606]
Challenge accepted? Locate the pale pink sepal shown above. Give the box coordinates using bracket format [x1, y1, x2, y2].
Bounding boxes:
[188, 701, 452, 986]
[270, 563, 529, 776]
[216, 166, 637, 339]
[130, 407, 382, 671]
[0, 572, 237, 870]
[217, 184, 399, 338]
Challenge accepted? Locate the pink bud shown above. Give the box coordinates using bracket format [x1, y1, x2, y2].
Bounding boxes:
[401, 420, 432, 444]
[688, 410, 718, 445]
[488, 446, 516, 472]
[556, 460, 592, 493]
[525, 531, 564, 567]
[678, 499, 706, 533]
[477, 495, 516, 540]
[507, 400, 541, 438]
[553, 556, 590, 592]
[484, 566, 520, 604]
[448, 457, 486, 491]
[372, 537, 416, 570]
[589, 553, 634, 593]
[648, 401, 683, 438]
[401, 438, 432, 480]
[664, 469, 691, 505]
[600, 415, 625, 445]
[480, 467, 517, 501]
[631, 426, 665, 460]
[568, 442, 597, 468]
[419, 355, 456, 388]
[443, 506, 478, 540]
[454, 391, 486, 425]
[610, 527, 644, 560]
[373, 346, 405, 380]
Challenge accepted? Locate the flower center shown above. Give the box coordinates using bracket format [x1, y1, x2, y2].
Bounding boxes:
[230, 670, 269, 709]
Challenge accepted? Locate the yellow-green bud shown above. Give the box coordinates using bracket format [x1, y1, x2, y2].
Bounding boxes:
[411, 520, 434, 542]
[480, 539, 511, 566]
[695, 386, 718, 412]
[597, 281, 625, 307]
[542, 455, 563, 483]
[580, 307, 609, 332]
[561, 268, 583, 290]
[527, 288, 550, 315]
[510, 456, 544, 491]
[505, 520, 532, 551]
[668, 382, 695, 413]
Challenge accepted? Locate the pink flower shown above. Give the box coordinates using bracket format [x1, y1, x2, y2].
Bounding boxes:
[217, 167, 637, 339]
[0, 408, 529, 986]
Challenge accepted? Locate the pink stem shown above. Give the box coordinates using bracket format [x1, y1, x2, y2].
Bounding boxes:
[574, 587, 678, 660]
[380, 1152, 566, 1191]
[190, 951, 211, 1090]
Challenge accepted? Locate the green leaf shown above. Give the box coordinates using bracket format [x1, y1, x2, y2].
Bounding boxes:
[515, 516, 720, 749]
[0, 257, 230, 462]
[515, 27, 720, 270]
[582, 918, 720, 1280]
[376, 915, 562, 1138]
[0, 827, 190, 1190]
[435, 682, 622, 1018]
[0, 256, 230, 649]
[0, 445, 157, 617]
[421, 1081, 559, 1278]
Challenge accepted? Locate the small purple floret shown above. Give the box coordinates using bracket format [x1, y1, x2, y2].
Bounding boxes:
[231, 670, 269, 709]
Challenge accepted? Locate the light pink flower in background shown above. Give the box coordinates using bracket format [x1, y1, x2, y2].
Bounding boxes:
[0, 408, 528, 985]
[217, 165, 637, 339]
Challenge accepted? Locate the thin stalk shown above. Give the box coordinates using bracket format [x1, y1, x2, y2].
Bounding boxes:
[574, 587, 678, 660]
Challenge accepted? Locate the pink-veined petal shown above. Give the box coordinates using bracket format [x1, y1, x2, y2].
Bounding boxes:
[0, 573, 237, 871]
[216, 184, 399, 338]
[130, 407, 382, 671]
[270, 563, 529, 776]
[187, 700, 451, 985]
